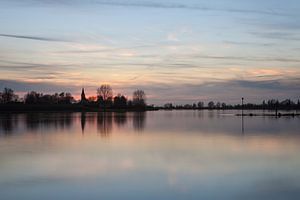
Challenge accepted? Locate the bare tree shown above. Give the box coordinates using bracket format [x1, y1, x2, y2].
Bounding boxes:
[97, 84, 113, 101]
[132, 90, 146, 107]
[97, 84, 113, 107]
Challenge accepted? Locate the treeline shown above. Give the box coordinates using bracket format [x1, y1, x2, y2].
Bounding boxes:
[0, 85, 148, 110]
[85, 84, 147, 109]
[25, 91, 74, 104]
[163, 99, 300, 110]
[1, 87, 299, 110]
[0, 88, 75, 104]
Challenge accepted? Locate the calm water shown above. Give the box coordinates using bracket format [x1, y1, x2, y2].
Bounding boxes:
[0, 110, 300, 200]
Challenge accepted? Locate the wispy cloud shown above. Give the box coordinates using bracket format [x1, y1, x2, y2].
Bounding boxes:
[0, 79, 76, 93]
[4, 0, 292, 17]
[0, 34, 69, 42]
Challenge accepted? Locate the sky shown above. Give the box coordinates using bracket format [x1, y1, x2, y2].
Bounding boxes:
[0, 0, 300, 105]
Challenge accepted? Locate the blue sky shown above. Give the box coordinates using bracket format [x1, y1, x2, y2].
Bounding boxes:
[0, 0, 300, 104]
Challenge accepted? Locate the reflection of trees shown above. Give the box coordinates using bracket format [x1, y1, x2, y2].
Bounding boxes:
[0, 114, 16, 135]
[25, 113, 39, 131]
[114, 112, 127, 127]
[97, 112, 113, 136]
[133, 112, 146, 132]
[25, 113, 72, 132]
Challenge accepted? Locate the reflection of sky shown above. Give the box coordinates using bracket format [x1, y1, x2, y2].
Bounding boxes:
[0, 111, 300, 199]
[0, 0, 300, 104]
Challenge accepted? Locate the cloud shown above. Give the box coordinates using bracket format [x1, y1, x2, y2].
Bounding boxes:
[223, 40, 275, 47]
[4, 0, 292, 17]
[0, 79, 77, 93]
[113, 78, 300, 104]
[250, 31, 300, 42]
[84, 0, 293, 17]
[232, 79, 300, 91]
[0, 34, 69, 42]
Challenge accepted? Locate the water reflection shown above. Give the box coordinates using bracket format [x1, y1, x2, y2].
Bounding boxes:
[25, 112, 73, 132]
[133, 112, 146, 132]
[0, 112, 150, 136]
[0, 111, 300, 200]
[97, 112, 113, 136]
[114, 112, 127, 128]
[0, 111, 299, 136]
[0, 114, 16, 135]
[81, 112, 86, 134]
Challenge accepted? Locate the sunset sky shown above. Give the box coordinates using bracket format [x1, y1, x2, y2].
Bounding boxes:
[0, 0, 300, 105]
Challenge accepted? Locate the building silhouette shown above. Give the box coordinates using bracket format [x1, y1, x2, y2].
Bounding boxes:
[80, 88, 87, 104]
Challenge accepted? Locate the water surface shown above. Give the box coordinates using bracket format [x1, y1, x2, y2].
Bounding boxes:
[0, 110, 300, 200]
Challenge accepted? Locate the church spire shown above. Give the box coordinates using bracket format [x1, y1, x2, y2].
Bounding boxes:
[81, 88, 86, 102]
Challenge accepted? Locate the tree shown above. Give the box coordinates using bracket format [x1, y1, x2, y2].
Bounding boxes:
[24, 91, 74, 104]
[113, 94, 127, 108]
[208, 101, 215, 109]
[97, 85, 113, 101]
[192, 103, 197, 109]
[24, 91, 40, 104]
[88, 96, 97, 103]
[1, 88, 18, 103]
[164, 103, 173, 109]
[197, 101, 204, 109]
[97, 84, 113, 107]
[221, 103, 227, 109]
[64, 93, 74, 104]
[262, 100, 266, 109]
[132, 90, 146, 107]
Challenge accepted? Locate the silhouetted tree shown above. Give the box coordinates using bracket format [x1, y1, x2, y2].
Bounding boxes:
[24, 91, 40, 104]
[88, 96, 97, 103]
[262, 100, 266, 109]
[127, 100, 133, 108]
[197, 101, 204, 109]
[24, 91, 74, 104]
[208, 101, 215, 109]
[0, 88, 18, 103]
[97, 84, 113, 107]
[164, 103, 173, 109]
[64, 93, 74, 104]
[132, 90, 146, 107]
[221, 103, 227, 109]
[58, 92, 74, 104]
[113, 94, 127, 108]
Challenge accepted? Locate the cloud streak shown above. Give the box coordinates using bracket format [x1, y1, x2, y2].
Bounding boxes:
[0, 34, 69, 42]
[4, 0, 293, 17]
[0, 79, 76, 93]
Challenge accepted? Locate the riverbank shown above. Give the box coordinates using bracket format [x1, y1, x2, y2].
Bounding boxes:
[0, 104, 299, 114]
[0, 104, 158, 112]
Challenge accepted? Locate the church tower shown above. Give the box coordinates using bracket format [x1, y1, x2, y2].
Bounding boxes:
[81, 88, 87, 103]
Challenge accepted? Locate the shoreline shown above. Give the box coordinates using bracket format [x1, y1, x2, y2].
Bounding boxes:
[0, 104, 299, 115]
